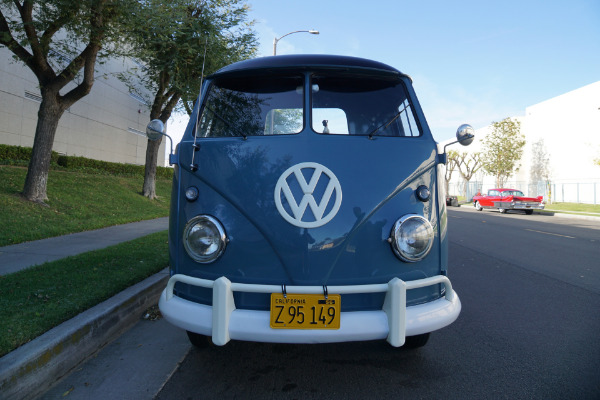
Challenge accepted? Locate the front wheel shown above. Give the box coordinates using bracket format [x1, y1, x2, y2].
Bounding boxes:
[525, 210, 534, 215]
[498, 208, 507, 214]
[475, 201, 483, 211]
[402, 333, 430, 349]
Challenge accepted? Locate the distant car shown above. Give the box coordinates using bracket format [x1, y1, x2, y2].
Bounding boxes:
[472, 189, 544, 215]
[446, 195, 459, 207]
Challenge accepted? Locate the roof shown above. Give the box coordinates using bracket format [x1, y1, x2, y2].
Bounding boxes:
[210, 54, 407, 79]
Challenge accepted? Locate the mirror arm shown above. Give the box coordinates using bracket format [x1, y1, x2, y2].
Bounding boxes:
[160, 133, 178, 165]
[438, 133, 474, 165]
[438, 152, 447, 165]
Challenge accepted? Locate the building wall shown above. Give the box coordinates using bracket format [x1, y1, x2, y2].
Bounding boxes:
[448, 81, 600, 203]
[0, 46, 165, 166]
[520, 81, 600, 183]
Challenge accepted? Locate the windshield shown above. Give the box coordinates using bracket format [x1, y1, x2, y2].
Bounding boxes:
[311, 73, 421, 137]
[195, 72, 421, 138]
[502, 190, 525, 197]
[196, 74, 304, 137]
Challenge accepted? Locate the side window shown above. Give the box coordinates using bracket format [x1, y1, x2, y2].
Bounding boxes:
[397, 99, 419, 137]
[488, 190, 499, 196]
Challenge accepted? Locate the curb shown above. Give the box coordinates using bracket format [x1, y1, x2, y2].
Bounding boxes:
[455, 203, 600, 221]
[534, 210, 600, 221]
[0, 269, 170, 400]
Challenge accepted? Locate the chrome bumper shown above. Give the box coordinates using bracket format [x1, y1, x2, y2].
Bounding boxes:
[159, 274, 461, 347]
[494, 202, 545, 210]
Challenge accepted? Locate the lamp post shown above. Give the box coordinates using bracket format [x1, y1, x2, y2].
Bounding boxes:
[273, 29, 319, 55]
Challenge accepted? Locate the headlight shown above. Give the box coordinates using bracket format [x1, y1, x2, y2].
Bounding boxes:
[390, 215, 434, 262]
[183, 215, 227, 263]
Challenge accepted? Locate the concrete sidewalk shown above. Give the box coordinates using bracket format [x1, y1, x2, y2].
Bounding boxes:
[0, 217, 169, 275]
[0, 217, 171, 400]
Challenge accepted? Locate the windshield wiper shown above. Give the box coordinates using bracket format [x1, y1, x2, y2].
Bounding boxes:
[367, 105, 408, 139]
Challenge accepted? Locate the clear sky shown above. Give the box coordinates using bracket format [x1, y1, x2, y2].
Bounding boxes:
[168, 0, 599, 146]
[246, 0, 600, 142]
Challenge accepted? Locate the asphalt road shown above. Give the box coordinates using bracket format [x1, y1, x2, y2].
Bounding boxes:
[44, 208, 600, 399]
[449, 206, 600, 294]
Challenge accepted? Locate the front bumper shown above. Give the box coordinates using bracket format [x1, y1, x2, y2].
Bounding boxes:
[494, 201, 545, 210]
[159, 274, 461, 347]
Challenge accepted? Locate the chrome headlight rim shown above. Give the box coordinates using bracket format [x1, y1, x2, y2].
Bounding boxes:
[183, 215, 227, 264]
[390, 214, 434, 263]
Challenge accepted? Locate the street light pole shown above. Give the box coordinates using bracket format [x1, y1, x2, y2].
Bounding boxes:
[273, 29, 319, 55]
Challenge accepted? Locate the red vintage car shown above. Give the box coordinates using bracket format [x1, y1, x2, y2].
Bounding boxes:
[472, 189, 544, 215]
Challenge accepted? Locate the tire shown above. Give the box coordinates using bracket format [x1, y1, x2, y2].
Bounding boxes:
[525, 210, 533, 215]
[475, 201, 483, 211]
[402, 333, 430, 349]
[186, 331, 211, 348]
[498, 208, 507, 214]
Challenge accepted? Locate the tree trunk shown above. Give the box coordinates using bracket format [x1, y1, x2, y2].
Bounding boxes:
[22, 94, 65, 203]
[142, 136, 163, 199]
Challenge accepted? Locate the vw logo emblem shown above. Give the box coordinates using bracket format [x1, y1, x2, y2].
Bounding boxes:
[274, 162, 342, 228]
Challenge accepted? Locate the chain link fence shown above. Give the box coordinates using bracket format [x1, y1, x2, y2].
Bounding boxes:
[447, 180, 600, 205]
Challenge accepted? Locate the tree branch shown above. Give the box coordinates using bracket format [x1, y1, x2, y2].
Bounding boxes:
[40, 7, 76, 55]
[0, 8, 33, 63]
[159, 89, 182, 122]
[55, 0, 108, 105]
[15, 1, 45, 64]
[1, 4, 55, 82]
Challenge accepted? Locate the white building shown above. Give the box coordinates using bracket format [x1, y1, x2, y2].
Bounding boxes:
[448, 81, 600, 204]
[0, 46, 165, 166]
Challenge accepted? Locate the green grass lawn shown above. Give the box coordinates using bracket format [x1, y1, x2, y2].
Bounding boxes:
[0, 231, 169, 357]
[0, 166, 171, 246]
[544, 202, 600, 214]
[0, 166, 172, 356]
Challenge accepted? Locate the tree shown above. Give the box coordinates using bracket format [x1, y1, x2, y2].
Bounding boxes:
[0, 0, 134, 203]
[454, 151, 482, 198]
[530, 138, 550, 182]
[481, 117, 526, 188]
[123, 0, 257, 199]
[529, 138, 551, 198]
[445, 150, 459, 195]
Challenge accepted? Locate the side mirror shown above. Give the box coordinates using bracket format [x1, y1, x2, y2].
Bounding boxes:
[146, 119, 165, 141]
[438, 123, 475, 164]
[145, 119, 177, 165]
[456, 124, 475, 146]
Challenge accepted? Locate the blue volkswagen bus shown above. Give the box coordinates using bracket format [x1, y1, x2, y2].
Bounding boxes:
[148, 54, 473, 349]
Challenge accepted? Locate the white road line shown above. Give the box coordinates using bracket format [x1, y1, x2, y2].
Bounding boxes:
[525, 229, 576, 239]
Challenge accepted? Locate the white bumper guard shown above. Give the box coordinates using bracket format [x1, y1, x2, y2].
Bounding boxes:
[159, 274, 461, 347]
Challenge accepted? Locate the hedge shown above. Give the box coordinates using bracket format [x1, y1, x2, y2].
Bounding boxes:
[0, 144, 60, 165]
[0, 144, 173, 179]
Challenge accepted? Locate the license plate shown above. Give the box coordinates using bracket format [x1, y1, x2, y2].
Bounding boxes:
[270, 293, 341, 329]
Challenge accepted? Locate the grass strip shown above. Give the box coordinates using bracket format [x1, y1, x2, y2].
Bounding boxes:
[0, 231, 169, 357]
[544, 202, 600, 214]
[0, 166, 171, 246]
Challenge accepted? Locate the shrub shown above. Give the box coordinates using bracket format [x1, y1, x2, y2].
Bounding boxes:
[0, 144, 172, 178]
[0, 144, 60, 165]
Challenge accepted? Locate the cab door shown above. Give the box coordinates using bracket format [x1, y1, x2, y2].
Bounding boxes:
[480, 190, 500, 207]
